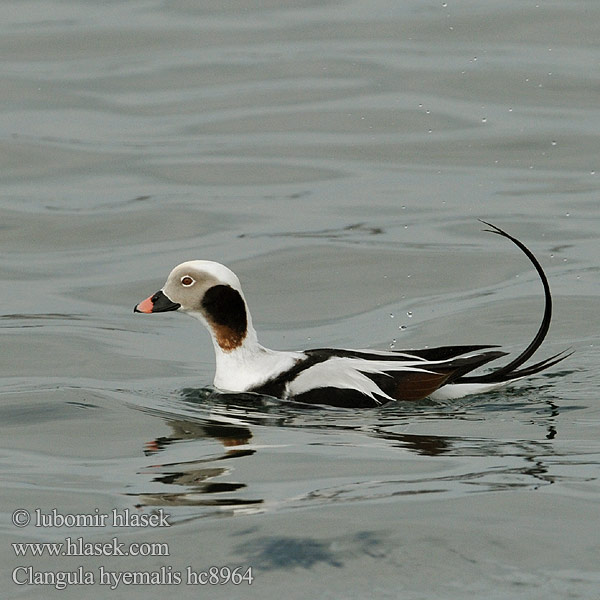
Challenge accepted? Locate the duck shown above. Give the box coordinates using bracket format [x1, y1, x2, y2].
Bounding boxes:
[134, 221, 569, 408]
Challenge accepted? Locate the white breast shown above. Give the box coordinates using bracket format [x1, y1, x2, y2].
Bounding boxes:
[212, 345, 304, 392]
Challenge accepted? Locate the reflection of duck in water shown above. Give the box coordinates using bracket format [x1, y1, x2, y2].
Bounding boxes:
[137, 418, 262, 509]
[135, 392, 560, 509]
[144, 418, 253, 454]
[135, 222, 569, 408]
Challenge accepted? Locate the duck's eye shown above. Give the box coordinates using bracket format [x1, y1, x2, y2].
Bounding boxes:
[181, 276, 195, 287]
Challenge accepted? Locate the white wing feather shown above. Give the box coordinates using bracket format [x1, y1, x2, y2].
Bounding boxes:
[286, 356, 436, 403]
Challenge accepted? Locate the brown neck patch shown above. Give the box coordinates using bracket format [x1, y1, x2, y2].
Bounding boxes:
[201, 284, 248, 352]
[210, 321, 247, 352]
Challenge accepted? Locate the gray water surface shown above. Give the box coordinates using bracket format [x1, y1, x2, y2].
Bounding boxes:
[1, 1, 599, 598]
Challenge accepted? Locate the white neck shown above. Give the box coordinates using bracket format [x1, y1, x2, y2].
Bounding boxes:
[187, 310, 302, 392]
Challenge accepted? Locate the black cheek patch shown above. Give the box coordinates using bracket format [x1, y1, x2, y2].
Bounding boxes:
[201, 285, 248, 351]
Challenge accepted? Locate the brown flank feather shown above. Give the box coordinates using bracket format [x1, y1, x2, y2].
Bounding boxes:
[393, 371, 452, 402]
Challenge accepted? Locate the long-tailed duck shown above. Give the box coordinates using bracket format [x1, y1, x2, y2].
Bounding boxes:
[134, 222, 569, 408]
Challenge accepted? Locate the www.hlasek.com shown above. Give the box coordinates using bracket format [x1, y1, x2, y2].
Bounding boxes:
[11, 508, 254, 590]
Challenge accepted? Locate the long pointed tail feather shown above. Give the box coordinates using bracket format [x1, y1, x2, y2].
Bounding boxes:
[457, 221, 569, 385]
[497, 349, 574, 380]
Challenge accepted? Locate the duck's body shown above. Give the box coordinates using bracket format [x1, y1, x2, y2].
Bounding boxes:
[135, 222, 568, 408]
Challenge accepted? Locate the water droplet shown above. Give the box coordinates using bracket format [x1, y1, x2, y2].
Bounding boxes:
[390, 313, 395, 319]
[551, 140, 557, 146]
[399, 325, 407, 331]
[481, 117, 487, 123]
[565, 212, 570, 217]
[442, 2, 448, 6]
[407, 311, 413, 318]
[389, 339, 397, 349]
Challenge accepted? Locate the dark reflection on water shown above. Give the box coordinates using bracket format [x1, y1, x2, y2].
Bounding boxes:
[234, 530, 387, 570]
[131, 385, 568, 510]
[134, 412, 261, 509]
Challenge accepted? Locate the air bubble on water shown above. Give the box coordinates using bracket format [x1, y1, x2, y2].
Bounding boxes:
[481, 117, 487, 123]
[389, 339, 397, 349]
[399, 325, 407, 331]
[390, 313, 395, 319]
[406, 311, 413, 318]
[551, 140, 557, 146]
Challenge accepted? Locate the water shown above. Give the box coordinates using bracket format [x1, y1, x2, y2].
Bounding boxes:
[1, 1, 599, 598]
